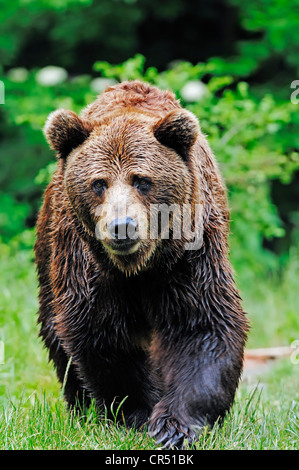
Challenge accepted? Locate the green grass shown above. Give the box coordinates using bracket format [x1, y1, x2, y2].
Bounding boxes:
[0, 394, 155, 450]
[239, 247, 299, 349]
[0, 239, 298, 450]
[1, 365, 298, 450]
[0, 239, 60, 405]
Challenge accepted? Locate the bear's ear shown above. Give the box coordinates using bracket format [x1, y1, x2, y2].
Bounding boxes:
[44, 109, 93, 159]
[153, 109, 200, 160]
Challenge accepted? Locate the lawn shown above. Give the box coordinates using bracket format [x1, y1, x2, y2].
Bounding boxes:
[0, 240, 298, 450]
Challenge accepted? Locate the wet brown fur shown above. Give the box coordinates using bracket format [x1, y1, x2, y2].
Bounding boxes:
[35, 80, 249, 448]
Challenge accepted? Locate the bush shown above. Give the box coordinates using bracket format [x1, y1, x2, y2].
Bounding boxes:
[1, 55, 299, 278]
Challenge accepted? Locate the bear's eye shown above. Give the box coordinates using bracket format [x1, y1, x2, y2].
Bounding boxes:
[92, 179, 107, 197]
[133, 176, 152, 195]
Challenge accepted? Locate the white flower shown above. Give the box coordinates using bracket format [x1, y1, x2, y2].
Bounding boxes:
[36, 66, 68, 86]
[181, 80, 208, 102]
[90, 78, 117, 94]
[7, 67, 29, 83]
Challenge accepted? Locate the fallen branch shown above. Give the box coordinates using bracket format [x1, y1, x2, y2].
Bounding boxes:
[244, 346, 292, 361]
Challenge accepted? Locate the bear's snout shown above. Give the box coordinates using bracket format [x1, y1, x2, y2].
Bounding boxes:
[108, 217, 138, 241]
[105, 217, 140, 255]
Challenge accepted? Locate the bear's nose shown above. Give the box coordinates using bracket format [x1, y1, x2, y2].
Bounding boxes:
[108, 217, 138, 241]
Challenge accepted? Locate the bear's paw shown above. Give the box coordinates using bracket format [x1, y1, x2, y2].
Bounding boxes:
[148, 410, 200, 449]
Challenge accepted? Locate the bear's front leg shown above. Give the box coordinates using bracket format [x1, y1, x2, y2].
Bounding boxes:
[148, 329, 245, 449]
[73, 345, 161, 429]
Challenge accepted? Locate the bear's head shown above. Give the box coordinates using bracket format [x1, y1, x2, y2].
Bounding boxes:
[44, 105, 200, 274]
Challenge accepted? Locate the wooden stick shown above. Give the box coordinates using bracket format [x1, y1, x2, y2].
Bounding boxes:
[244, 346, 292, 360]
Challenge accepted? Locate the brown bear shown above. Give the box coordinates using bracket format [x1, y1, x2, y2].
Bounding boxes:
[35, 80, 249, 448]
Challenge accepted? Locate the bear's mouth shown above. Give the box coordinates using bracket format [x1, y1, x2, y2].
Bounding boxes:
[103, 238, 140, 256]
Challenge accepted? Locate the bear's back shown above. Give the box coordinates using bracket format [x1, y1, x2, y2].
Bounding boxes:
[81, 80, 181, 123]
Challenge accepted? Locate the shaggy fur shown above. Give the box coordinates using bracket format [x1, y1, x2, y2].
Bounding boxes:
[35, 80, 249, 448]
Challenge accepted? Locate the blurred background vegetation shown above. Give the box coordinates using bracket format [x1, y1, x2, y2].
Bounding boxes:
[0, 0, 299, 400]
